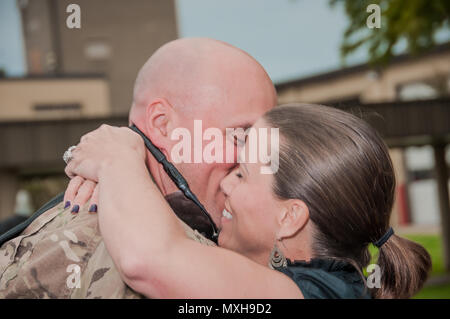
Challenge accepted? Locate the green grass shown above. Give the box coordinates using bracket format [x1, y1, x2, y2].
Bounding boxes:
[403, 234, 446, 277]
[363, 233, 449, 298]
[414, 284, 450, 299]
[401, 234, 450, 299]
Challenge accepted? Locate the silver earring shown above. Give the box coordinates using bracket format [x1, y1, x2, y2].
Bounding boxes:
[269, 241, 287, 269]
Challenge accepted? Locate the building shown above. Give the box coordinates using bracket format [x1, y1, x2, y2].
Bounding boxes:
[276, 44, 450, 269]
[1, 0, 449, 270]
[0, 0, 178, 220]
[19, 0, 178, 114]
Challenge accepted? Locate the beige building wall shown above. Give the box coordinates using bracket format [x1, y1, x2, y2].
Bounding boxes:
[277, 48, 450, 227]
[363, 53, 450, 102]
[0, 0, 178, 220]
[53, 0, 178, 115]
[278, 71, 370, 104]
[277, 50, 450, 104]
[0, 78, 110, 121]
[18, 0, 178, 115]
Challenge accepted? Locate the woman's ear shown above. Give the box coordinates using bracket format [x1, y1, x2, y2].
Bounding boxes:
[277, 200, 309, 240]
[144, 99, 172, 150]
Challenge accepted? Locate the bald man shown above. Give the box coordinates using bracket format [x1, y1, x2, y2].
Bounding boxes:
[0, 38, 276, 298]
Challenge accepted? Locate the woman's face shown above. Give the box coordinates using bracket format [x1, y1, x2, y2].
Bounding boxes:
[218, 119, 284, 262]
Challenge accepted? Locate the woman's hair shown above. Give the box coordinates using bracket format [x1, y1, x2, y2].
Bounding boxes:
[264, 103, 431, 299]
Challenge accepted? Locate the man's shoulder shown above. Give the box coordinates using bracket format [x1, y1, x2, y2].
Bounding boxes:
[0, 194, 216, 298]
[22, 202, 95, 234]
[0, 193, 64, 245]
[0, 203, 134, 298]
[178, 219, 217, 247]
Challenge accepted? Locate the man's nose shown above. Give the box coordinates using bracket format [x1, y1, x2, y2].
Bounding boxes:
[224, 136, 239, 164]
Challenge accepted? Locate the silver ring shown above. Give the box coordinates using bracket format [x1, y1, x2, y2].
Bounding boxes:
[63, 146, 77, 164]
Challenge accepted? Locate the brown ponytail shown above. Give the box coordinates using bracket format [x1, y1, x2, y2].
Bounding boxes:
[375, 235, 431, 298]
[264, 103, 432, 299]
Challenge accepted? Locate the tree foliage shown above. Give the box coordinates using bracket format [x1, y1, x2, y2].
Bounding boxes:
[330, 0, 450, 64]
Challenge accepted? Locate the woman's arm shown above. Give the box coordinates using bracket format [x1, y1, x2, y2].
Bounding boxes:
[68, 125, 303, 299]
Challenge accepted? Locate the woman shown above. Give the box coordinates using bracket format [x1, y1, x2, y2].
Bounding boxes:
[65, 103, 431, 298]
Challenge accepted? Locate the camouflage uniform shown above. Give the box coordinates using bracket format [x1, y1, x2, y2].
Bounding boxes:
[0, 192, 216, 298]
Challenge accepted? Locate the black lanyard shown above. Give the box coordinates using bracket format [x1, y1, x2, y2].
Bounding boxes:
[129, 125, 219, 242]
[0, 127, 220, 246]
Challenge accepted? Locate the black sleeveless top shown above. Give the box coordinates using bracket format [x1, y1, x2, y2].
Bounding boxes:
[275, 258, 371, 299]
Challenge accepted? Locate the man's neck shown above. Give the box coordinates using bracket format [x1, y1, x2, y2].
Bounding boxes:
[130, 119, 177, 196]
[145, 151, 217, 240]
[133, 124, 217, 240]
[146, 153, 178, 196]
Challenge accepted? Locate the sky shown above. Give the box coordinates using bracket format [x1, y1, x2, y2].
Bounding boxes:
[0, 0, 366, 82]
[1, 0, 448, 83]
[0, 0, 26, 77]
[175, 0, 369, 83]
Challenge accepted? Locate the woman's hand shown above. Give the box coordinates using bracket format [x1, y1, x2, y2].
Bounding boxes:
[65, 124, 146, 183]
[63, 176, 99, 213]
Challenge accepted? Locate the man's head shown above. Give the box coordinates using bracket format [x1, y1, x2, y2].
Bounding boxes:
[129, 38, 276, 227]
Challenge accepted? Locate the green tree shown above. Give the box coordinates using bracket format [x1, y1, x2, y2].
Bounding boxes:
[330, 0, 450, 64]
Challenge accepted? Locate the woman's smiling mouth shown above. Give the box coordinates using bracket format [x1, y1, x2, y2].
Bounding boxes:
[222, 209, 233, 220]
[222, 202, 234, 220]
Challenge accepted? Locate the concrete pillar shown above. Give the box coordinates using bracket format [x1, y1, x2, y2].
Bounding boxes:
[433, 143, 450, 271]
[390, 148, 411, 226]
[0, 170, 19, 221]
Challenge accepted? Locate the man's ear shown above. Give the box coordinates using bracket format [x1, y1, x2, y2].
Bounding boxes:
[144, 98, 173, 150]
[277, 200, 309, 240]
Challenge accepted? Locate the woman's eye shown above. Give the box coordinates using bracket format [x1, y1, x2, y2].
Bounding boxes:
[235, 171, 243, 179]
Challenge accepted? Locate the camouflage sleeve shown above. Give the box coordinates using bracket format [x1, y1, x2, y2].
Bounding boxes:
[0, 202, 71, 298]
[180, 220, 217, 247]
[76, 218, 216, 298]
[0, 201, 215, 299]
[0, 203, 139, 298]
